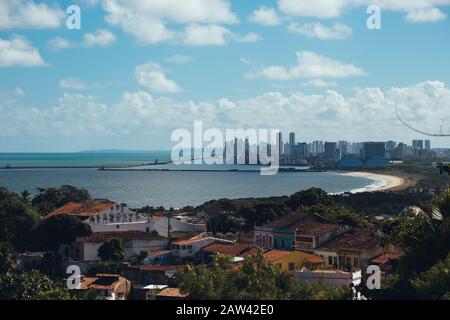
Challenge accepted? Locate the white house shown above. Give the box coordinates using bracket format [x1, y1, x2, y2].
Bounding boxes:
[60, 231, 169, 262]
[46, 199, 204, 235]
[295, 269, 362, 288]
[72, 274, 131, 300]
[170, 234, 234, 261]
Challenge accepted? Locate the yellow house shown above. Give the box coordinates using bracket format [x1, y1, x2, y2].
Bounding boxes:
[263, 250, 325, 273]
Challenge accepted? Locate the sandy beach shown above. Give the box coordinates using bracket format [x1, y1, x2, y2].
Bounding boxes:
[343, 171, 406, 192]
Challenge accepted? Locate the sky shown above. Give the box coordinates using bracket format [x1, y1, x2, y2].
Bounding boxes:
[0, 0, 450, 152]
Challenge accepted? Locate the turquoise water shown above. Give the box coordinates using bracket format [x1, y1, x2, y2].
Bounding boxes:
[0, 153, 378, 208]
[0, 152, 171, 167]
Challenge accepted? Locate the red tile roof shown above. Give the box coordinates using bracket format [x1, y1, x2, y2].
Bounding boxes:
[171, 234, 208, 245]
[370, 253, 402, 265]
[263, 250, 292, 262]
[320, 229, 381, 251]
[202, 243, 255, 257]
[46, 199, 117, 218]
[156, 288, 188, 298]
[304, 255, 326, 265]
[77, 231, 162, 243]
[263, 214, 306, 229]
[77, 274, 126, 290]
[295, 222, 341, 237]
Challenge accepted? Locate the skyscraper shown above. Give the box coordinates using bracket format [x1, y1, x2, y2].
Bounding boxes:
[386, 140, 396, 151]
[289, 132, 295, 146]
[362, 142, 386, 161]
[425, 140, 431, 151]
[412, 140, 424, 150]
[324, 142, 338, 161]
[277, 132, 283, 156]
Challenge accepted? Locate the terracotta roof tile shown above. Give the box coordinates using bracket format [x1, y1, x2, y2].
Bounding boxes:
[263, 250, 291, 262]
[320, 229, 381, 251]
[156, 288, 188, 298]
[202, 243, 255, 257]
[46, 199, 117, 218]
[304, 256, 326, 265]
[295, 222, 341, 237]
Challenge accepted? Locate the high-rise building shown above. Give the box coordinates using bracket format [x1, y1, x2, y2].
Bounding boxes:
[289, 132, 296, 146]
[338, 141, 349, 156]
[412, 140, 424, 150]
[386, 140, 396, 151]
[425, 140, 431, 151]
[277, 132, 283, 156]
[292, 143, 308, 160]
[324, 142, 338, 161]
[362, 142, 386, 161]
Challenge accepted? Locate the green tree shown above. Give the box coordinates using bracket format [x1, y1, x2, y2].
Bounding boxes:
[411, 254, 450, 300]
[0, 270, 71, 300]
[98, 238, 124, 262]
[0, 188, 40, 250]
[32, 185, 91, 215]
[286, 188, 331, 209]
[31, 215, 92, 252]
[34, 286, 74, 300]
[0, 242, 15, 274]
[88, 261, 121, 275]
[178, 252, 351, 300]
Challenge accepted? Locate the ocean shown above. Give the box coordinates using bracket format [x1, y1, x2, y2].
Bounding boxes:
[0, 153, 379, 208]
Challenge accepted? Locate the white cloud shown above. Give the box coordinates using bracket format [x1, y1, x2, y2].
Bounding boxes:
[0, 35, 45, 67]
[59, 78, 87, 90]
[288, 22, 352, 40]
[0, 0, 64, 30]
[47, 37, 72, 51]
[303, 79, 338, 88]
[101, 0, 238, 44]
[406, 7, 447, 22]
[240, 57, 255, 65]
[166, 54, 192, 64]
[249, 6, 282, 26]
[181, 25, 261, 46]
[235, 32, 262, 43]
[182, 24, 232, 46]
[135, 60, 182, 93]
[257, 51, 365, 80]
[2, 81, 450, 149]
[83, 29, 117, 47]
[278, 0, 450, 22]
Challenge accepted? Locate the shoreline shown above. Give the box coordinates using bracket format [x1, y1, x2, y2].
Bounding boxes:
[341, 171, 408, 192]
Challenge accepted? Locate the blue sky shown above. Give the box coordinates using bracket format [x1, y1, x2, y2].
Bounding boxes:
[1, 0, 450, 151]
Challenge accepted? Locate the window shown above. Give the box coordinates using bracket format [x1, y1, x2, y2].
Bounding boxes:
[116, 225, 120, 229]
[274, 239, 278, 248]
[146, 227, 150, 232]
[188, 245, 193, 249]
[288, 262, 295, 271]
[181, 245, 186, 250]
[346, 257, 351, 268]
[353, 257, 359, 267]
[281, 240, 285, 249]
[328, 256, 333, 265]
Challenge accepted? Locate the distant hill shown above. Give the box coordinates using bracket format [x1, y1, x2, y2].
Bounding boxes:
[76, 149, 169, 153]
